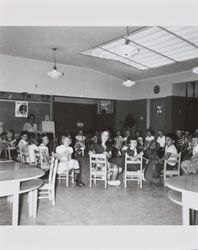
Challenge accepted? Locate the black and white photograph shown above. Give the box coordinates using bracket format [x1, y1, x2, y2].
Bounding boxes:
[0, 0, 198, 249]
[15, 101, 28, 117]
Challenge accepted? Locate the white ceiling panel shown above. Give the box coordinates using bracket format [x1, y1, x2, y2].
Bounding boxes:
[0, 26, 198, 80]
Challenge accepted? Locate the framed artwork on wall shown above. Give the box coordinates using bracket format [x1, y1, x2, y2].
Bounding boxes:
[97, 100, 113, 114]
[15, 101, 28, 117]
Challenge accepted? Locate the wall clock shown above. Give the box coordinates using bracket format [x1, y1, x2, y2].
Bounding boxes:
[154, 85, 160, 94]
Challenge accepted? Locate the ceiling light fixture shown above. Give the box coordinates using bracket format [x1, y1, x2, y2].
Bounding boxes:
[122, 78, 136, 87]
[47, 48, 64, 79]
[120, 27, 140, 58]
[192, 67, 198, 74]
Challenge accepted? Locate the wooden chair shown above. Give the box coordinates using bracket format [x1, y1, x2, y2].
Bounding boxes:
[6, 146, 16, 160]
[32, 148, 51, 170]
[38, 155, 58, 206]
[19, 147, 29, 163]
[124, 153, 143, 188]
[56, 158, 75, 187]
[163, 152, 181, 187]
[89, 153, 109, 188]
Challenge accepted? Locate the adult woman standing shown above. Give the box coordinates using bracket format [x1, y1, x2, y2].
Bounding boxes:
[90, 130, 121, 186]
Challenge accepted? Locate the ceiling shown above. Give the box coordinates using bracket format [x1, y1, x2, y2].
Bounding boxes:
[0, 26, 198, 81]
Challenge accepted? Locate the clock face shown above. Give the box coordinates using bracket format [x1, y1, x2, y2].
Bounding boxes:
[154, 85, 160, 94]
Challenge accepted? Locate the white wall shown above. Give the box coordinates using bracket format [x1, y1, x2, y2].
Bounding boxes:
[0, 54, 131, 100]
[128, 71, 198, 100]
[1, 54, 198, 101]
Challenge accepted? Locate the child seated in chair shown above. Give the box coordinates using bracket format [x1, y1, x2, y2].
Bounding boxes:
[154, 133, 178, 179]
[122, 136, 144, 171]
[113, 130, 124, 150]
[39, 135, 51, 170]
[56, 136, 85, 186]
[6, 129, 17, 160]
[0, 132, 8, 159]
[28, 135, 40, 165]
[17, 131, 29, 162]
[181, 133, 198, 175]
[90, 130, 122, 186]
[74, 130, 86, 156]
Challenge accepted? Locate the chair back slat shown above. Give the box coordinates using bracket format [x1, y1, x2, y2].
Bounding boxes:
[124, 153, 143, 188]
[163, 152, 181, 186]
[89, 153, 109, 188]
[125, 153, 143, 172]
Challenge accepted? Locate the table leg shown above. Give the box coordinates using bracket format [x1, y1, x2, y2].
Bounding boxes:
[12, 192, 19, 226]
[32, 189, 38, 219]
[182, 206, 190, 225]
[28, 191, 33, 217]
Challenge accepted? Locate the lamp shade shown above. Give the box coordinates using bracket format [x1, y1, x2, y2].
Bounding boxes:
[122, 79, 136, 87]
[47, 66, 64, 79]
[192, 67, 198, 74]
[47, 69, 64, 79]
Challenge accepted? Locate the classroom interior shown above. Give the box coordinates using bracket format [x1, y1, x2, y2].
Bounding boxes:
[0, 26, 198, 226]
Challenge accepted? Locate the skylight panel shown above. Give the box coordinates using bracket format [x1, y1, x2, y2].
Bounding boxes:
[81, 26, 198, 71]
[164, 26, 198, 46]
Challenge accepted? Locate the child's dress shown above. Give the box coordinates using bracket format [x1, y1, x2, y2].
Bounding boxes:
[39, 143, 51, 169]
[18, 139, 29, 162]
[56, 145, 80, 174]
[28, 144, 39, 164]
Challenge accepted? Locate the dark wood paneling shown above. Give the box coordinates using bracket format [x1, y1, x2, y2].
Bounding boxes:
[128, 99, 147, 133]
[95, 113, 115, 132]
[150, 98, 167, 133]
[0, 100, 50, 133]
[150, 96, 198, 134]
[171, 96, 198, 133]
[54, 102, 97, 135]
[114, 99, 147, 134]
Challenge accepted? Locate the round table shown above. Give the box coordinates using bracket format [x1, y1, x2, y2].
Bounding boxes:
[0, 162, 44, 225]
[166, 175, 198, 225]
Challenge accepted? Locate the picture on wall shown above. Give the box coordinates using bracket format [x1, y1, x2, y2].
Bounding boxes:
[15, 101, 28, 117]
[97, 100, 113, 114]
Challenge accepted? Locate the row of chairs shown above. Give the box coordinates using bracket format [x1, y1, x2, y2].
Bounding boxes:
[89, 152, 182, 188]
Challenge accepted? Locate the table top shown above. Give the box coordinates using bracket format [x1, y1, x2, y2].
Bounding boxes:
[0, 161, 44, 182]
[166, 175, 198, 193]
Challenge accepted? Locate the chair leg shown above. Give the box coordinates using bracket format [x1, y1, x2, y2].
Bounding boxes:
[124, 173, 127, 188]
[51, 189, 55, 206]
[163, 175, 166, 187]
[66, 172, 69, 187]
[140, 178, 142, 189]
[90, 173, 92, 187]
[105, 174, 107, 188]
[48, 190, 52, 200]
[71, 171, 74, 184]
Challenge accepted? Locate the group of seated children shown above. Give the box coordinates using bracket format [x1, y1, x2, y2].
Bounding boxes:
[0, 130, 50, 168]
[89, 128, 198, 185]
[1, 127, 198, 188]
[0, 129, 85, 187]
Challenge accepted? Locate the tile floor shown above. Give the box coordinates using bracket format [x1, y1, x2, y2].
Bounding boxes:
[0, 157, 184, 225]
